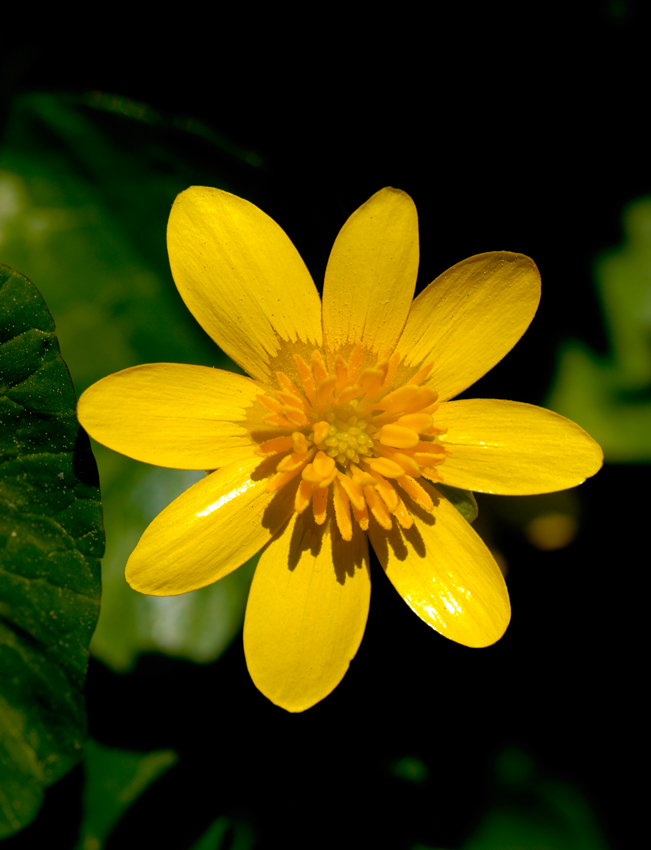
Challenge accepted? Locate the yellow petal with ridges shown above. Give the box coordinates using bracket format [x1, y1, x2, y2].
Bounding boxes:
[126, 455, 295, 595]
[367, 482, 509, 647]
[167, 187, 323, 385]
[243, 510, 370, 712]
[435, 399, 603, 494]
[78, 363, 261, 469]
[397, 252, 540, 401]
[322, 187, 418, 365]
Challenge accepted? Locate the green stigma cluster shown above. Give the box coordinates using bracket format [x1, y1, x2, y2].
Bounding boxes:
[319, 403, 376, 467]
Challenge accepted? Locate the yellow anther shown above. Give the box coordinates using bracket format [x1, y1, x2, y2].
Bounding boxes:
[336, 471, 365, 511]
[393, 498, 413, 529]
[352, 501, 369, 530]
[311, 350, 328, 384]
[373, 473, 399, 513]
[313, 487, 328, 525]
[313, 450, 336, 480]
[335, 384, 364, 406]
[317, 375, 337, 406]
[278, 391, 308, 411]
[257, 435, 294, 455]
[378, 424, 420, 449]
[332, 477, 353, 541]
[350, 468, 376, 488]
[371, 384, 420, 413]
[346, 343, 363, 382]
[292, 432, 310, 454]
[295, 479, 313, 514]
[358, 367, 384, 398]
[396, 475, 434, 512]
[276, 372, 302, 397]
[277, 452, 310, 473]
[396, 413, 433, 432]
[312, 421, 330, 444]
[364, 484, 392, 530]
[293, 354, 317, 407]
[364, 457, 405, 479]
[402, 387, 438, 414]
[267, 466, 304, 492]
[334, 355, 348, 391]
[257, 394, 282, 412]
[407, 361, 434, 386]
[284, 407, 309, 427]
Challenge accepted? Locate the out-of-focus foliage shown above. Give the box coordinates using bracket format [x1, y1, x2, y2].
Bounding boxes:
[0, 266, 102, 837]
[75, 739, 176, 850]
[547, 196, 651, 461]
[414, 747, 610, 850]
[189, 817, 256, 850]
[0, 92, 262, 672]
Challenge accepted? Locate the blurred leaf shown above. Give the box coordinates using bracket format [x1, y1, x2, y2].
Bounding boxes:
[0, 265, 103, 837]
[463, 747, 611, 850]
[0, 91, 261, 671]
[190, 817, 255, 850]
[413, 747, 610, 850]
[435, 484, 478, 523]
[546, 195, 651, 461]
[391, 756, 429, 784]
[76, 738, 177, 850]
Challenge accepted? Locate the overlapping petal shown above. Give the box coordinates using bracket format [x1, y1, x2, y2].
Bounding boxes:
[322, 188, 419, 365]
[243, 510, 371, 712]
[125, 455, 296, 595]
[78, 363, 261, 469]
[367, 482, 510, 647]
[435, 399, 603, 494]
[397, 252, 540, 401]
[167, 187, 323, 385]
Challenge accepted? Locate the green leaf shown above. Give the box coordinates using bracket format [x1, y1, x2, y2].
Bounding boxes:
[546, 195, 651, 461]
[435, 484, 478, 523]
[0, 265, 103, 838]
[76, 739, 177, 850]
[0, 91, 260, 672]
[189, 817, 256, 850]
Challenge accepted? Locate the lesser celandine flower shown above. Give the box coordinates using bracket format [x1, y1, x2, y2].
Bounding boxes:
[78, 187, 602, 712]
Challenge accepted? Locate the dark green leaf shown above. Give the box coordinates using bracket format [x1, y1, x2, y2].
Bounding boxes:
[76, 739, 176, 850]
[435, 484, 478, 523]
[0, 265, 103, 837]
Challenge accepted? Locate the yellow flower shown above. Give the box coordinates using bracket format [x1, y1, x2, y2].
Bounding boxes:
[78, 187, 602, 712]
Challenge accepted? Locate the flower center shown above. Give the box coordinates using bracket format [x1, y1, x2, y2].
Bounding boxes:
[254, 345, 449, 541]
[320, 402, 375, 467]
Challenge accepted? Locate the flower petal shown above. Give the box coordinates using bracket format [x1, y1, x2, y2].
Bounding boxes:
[367, 483, 509, 647]
[243, 510, 371, 712]
[125, 455, 295, 595]
[397, 252, 540, 401]
[322, 187, 418, 364]
[167, 187, 323, 384]
[78, 363, 262, 469]
[435, 399, 603, 494]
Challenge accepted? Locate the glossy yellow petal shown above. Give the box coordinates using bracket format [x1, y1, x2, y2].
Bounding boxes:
[167, 187, 323, 385]
[397, 252, 540, 401]
[322, 187, 418, 364]
[126, 455, 295, 595]
[243, 510, 370, 712]
[367, 483, 509, 647]
[435, 399, 603, 494]
[78, 364, 262, 469]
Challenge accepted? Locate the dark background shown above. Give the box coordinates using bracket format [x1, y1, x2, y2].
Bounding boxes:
[2, 6, 646, 848]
